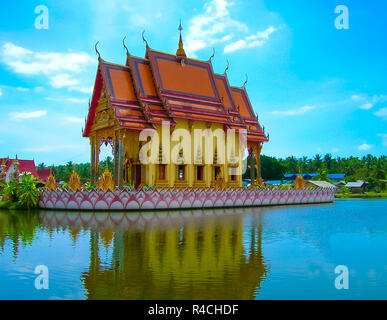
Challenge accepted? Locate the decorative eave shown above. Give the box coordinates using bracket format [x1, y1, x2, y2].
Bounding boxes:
[83, 61, 104, 137]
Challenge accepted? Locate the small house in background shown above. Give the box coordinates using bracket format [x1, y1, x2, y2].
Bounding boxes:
[284, 173, 319, 181]
[345, 181, 366, 193]
[306, 180, 337, 189]
[264, 180, 292, 186]
[285, 173, 346, 183]
[327, 173, 346, 183]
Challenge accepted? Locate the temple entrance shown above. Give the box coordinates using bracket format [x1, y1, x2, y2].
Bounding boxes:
[98, 139, 114, 176]
[134, 165, 141, 189]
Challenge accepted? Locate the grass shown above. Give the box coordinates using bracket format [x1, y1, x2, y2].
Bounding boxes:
[335, 192, 387, 199]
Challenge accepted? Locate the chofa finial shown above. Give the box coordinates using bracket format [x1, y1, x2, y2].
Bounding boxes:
[142, 30, 149, 48]
[224, 59, 229, 74]
[208, 48, 215, 63]
[242, 74, 248, 88]
[123, 36, 129, 56]
[95, 41, 101, 61]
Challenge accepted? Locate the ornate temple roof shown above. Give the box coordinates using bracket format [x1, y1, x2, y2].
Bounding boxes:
[0, 157, 39, 178]
[83, 29, 268, 143]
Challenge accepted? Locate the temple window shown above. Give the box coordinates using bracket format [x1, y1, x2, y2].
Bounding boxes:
[178, 165, 185, 181]
[229, 167, 237, 181]
[196, 166, 204, 181]
[158, 164, 166, 180]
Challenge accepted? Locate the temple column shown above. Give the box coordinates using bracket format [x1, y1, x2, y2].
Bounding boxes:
[90, 135, 97, 185]
[113, 130, 124, 188]
[254, 143, 263, 186]
[248, 147, 255, 185]
[96, 139, 100, 181]
[90, 138, 95, 185]
[113, 134, 118, 184]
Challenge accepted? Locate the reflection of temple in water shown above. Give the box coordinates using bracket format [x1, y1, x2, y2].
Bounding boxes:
[40, 209, 267, 299]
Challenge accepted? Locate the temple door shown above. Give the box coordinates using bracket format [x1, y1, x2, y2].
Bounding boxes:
[134, 165, 141, 189]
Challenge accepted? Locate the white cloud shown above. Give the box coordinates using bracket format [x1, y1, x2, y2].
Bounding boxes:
[372, 94, 387, 103]
[359, 103, 373, 110]
[351, 94, 362, 102]
[1, 42, 94, 90]
[46, 97, 88, 104]
[331, 147, 339, 153]
[0, 88, 2, 96]
[2, 43, 94, 75]
[224, 26, 276, 53]
[374, 107, 387, 118]
[358, 143, 372, 151]
[352, 93, 387, 110]
[272, 105, 315, 116]
[185, 0, 276, 55]
[10, 110, 47, 121]
[15, 87, 29, 92]
[63, 116, 84, 124]
[34, 86, 44, 93]
[377, 134, 387, 147]
[49, 74, 80, 88]
[69, 86, 93, 94]
[67, 98, 88, 104]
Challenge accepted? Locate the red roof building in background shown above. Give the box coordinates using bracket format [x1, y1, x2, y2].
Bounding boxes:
[36, 168, 51, 184]
[0, 156, 49, 183]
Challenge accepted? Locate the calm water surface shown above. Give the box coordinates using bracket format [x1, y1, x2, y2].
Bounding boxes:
[0, 199, 386, 300]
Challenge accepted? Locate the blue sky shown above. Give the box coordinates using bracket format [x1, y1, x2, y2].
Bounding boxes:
[0, 0, 386, 165]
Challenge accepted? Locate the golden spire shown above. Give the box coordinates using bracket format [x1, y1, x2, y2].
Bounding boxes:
[295, 166, 305, 189]
[97, 159, 115, 192]
[176, 21, 186, 57]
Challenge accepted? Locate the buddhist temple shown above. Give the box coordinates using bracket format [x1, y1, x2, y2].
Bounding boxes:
[83, 25, 268, 188]
[0, 156, 38, 183]
[0, 156, 52, 184]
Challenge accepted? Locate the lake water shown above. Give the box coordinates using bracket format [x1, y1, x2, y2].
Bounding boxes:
[0, 199, 386, 300]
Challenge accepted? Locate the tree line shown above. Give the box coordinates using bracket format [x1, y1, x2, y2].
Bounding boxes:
[37, 153, 386, 190]
[246, 154, 386, 191]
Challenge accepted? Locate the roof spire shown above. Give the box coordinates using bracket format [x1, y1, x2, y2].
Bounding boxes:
[224, 59, 229, 74]
[142, 30, 149, 49]
[123, 36, 130, 65]
[176, 20, 186, 58]
[123, 36, 129, 56]
[242, 74, 248, 88]
[95, 41, 101, 61]
[208, 48, 215, 63]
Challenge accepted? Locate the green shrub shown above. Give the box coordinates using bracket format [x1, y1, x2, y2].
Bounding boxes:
[0, 173, 40, 210]
[1, 179, 19, 203]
